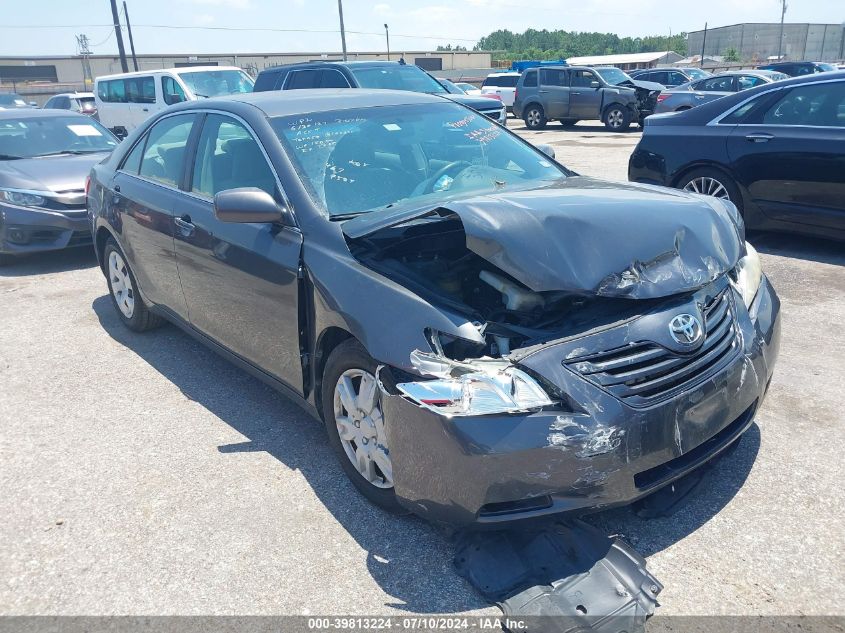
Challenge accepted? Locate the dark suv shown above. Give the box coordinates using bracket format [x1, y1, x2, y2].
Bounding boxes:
[757, 61, 837, 77]
[254, 60, 506, 125]
[513, 65, 662, 131]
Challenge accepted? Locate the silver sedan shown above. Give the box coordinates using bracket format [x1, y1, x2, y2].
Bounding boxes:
[654, 70, 788, 113]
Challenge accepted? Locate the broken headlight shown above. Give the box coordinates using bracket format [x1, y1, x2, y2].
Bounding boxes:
[731, 241, 762, 309]
[396, 350, 554, 416]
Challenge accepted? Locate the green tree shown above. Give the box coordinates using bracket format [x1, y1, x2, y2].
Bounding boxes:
[724, 47, 741, 62]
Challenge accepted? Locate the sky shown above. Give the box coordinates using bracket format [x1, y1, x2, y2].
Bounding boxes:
[1, 0, 841, 57]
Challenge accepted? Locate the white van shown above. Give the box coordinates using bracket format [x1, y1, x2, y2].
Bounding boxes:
[95, 66, 254, 136]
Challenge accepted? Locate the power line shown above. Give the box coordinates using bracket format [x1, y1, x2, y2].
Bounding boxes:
[1, 23, 480, 42]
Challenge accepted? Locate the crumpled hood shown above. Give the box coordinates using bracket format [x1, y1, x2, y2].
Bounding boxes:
[0, 153, 108, 193]
[344, 177, 745, 300]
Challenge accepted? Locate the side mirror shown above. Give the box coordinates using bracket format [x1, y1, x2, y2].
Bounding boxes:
[535, 143, 556, 159]
[213, 187, 285, 224]
[590, 81, 601, 89]
[167, 93, 185, 104]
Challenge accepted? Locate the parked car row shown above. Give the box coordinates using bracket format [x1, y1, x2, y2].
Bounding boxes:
[9, 61, 845, 529]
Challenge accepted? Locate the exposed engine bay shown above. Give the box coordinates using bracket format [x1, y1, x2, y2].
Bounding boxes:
[346, 211, 663, 360]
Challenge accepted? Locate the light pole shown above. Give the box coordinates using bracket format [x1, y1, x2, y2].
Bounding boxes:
[337, 0, 348, 62]
[777, 0, 787, 60]
[384, 23, 390, 60]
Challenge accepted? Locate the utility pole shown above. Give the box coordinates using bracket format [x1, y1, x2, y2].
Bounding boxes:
[123, 1, 139, 71]
[384, 23, 390, 60]
[700, 22, 707, 67]
[76, 34, 94, 87]
[109, 0, 129, 72]
[337, 0, 348, 62]
[777, 0, 787, 60]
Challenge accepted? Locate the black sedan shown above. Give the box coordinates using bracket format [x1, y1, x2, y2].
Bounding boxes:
[88, 90, 780, 526]
[629, 72, 845, 240]
[0, 110, 118, 265]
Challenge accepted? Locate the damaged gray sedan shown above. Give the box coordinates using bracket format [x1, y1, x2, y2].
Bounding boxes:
[88, 90, 781, 526]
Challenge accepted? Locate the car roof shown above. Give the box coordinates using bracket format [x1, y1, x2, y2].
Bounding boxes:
[487, 71, 521, 76]
[0, 108, 91, 121]
[50, 92, 95, 98]
[170, 88, 451, 118]
[261, 60, 413, 73]
[96, 66, 242, 81]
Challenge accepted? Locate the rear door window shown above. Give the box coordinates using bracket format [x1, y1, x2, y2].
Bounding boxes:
[522, 70, 537, 87]
[138, 114, 197, 187]
[127, 76, 156, 104]
[697, 76, 735, 92]
[737, 75, 768, 91]
[286, 70, 321, 89]
[540, 69, 567, 87]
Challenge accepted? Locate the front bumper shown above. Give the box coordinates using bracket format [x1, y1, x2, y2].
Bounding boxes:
[0, 203, 91, 255]
[380, 278, 781, 526]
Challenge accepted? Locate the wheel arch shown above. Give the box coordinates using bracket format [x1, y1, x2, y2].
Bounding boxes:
[313, 326, 357, 421]
[95, 225, 119, 273]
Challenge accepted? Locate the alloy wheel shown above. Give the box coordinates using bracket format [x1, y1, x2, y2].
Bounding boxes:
[683, 176, 730, 200]
[108, 250, 135, 318]
[333, 368, 393, 489]
[526, 109, 541, 127]
[606, 109, 624, 129]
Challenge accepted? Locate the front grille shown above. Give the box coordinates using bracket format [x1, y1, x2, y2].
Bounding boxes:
[565, 291, 740, 406]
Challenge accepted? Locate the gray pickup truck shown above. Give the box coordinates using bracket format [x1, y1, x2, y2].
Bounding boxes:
[513, 65, 663, 131]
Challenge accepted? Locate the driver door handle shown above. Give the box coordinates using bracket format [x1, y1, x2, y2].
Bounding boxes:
[175, 215, 195, 236]
[746, 133, 774, 143]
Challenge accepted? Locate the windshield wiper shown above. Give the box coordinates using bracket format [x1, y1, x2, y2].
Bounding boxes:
[329, 212, 365, 221]
[0, 154, 24, 160]
[34, 149, 108, 157]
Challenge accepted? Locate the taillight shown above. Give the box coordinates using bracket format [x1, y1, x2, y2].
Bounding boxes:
[482, 93, 502, 101]
[85, 176, 91, 196]
[514, 87, 519, 102]
[656, 94, 670, 103]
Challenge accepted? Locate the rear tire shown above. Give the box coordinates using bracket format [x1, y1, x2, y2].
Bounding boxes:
[603, 104, 631, 131]
[321, 339, 405, 514]
[524, 104, 547, 130]
[103, 238, 163, 332]
[677, 167, 743, 212]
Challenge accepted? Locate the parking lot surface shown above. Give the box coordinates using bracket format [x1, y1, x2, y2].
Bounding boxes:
[1, 122, 843, 616]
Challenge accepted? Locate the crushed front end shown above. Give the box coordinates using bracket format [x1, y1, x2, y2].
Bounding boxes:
[379, 274, 779, 526]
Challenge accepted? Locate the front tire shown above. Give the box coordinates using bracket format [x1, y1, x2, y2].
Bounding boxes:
[321, 339, 403, 513]
[604, 104, 631, 131]
[677, 167, 743, 211]
[103, 238, 163, 332]
[524, 104, 547, 130]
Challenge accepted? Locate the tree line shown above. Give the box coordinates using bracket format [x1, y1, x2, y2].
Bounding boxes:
[438, 29, 689, 60]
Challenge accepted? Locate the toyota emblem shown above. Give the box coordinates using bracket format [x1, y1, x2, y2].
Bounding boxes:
[669, 313, 704, 345]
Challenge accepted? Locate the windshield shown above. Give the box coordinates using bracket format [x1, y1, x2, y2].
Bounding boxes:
[685, 68, 710, 80]
[350, 65, 447, 94]
[0, 115, 117, 159]
[178, 69, 254, 97]
[272, 103, 567, 218]
[595, 67, 631, 86]
[0, 94, 28, 107]
[818, 63, 837, 72]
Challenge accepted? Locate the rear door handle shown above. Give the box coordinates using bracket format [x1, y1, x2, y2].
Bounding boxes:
[745, 133, 774, 143]
[538, 90, 549, 94]
[175, 215, 195, 236]
[572, 91, 581, 95]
